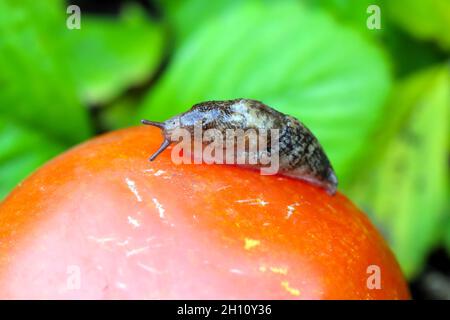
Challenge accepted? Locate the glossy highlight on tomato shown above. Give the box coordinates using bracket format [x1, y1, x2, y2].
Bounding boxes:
[0, 126, 410, 299]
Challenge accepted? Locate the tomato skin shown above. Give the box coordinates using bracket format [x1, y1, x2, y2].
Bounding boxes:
[0, 126, 409, 299]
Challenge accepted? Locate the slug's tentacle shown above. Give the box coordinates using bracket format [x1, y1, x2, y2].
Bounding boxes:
[141, 119, 171, 161]
[141, 119, 165, 129]
[149, 139, 170, 161]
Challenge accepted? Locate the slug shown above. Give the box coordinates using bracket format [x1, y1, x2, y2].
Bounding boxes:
[141, 98, 338, 195]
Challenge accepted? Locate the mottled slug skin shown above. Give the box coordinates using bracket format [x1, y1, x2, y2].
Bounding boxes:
[149, 99, 337, 195]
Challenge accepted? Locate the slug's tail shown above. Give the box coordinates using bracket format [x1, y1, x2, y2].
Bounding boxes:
[325, 168, 338, 195]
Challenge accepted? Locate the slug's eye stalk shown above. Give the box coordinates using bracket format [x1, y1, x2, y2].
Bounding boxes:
[141, 119, 165, 129]
[141, 119, 171, 161]
[149, 139, 170, 161]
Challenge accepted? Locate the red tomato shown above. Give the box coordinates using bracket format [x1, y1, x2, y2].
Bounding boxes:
[0, 126, 409, 299]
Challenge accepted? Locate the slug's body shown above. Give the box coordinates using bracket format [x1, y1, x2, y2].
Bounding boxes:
[142, 99, 338, 195]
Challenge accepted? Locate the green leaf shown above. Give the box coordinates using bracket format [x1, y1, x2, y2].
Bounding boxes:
[0, 0, 92, 199]
[138, 1, 391, 181]
[99, 96, 137, 130]
[0, 117, 66, 199]
[348, 65, 449, 278]
[445, 188, 450, 256]
[0, 1, 164, 198]
[303, 0, 384, 34]
[65, 4, 165, 104]
[304, 0, 447, 77]
[158, 0, 240, 44]
[0, 0, 92, 143]
[387, 0, 450, 51]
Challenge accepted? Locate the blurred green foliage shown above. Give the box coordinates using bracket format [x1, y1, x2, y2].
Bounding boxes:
[348, 66, 449, 276]
[0, 0, 448, 279]
[67, 5, 164, 104]
[387, 0, 450, 50]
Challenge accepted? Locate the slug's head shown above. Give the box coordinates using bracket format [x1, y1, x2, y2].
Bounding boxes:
[141, 105, 213, 161]
[141, 116, 182, 161]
